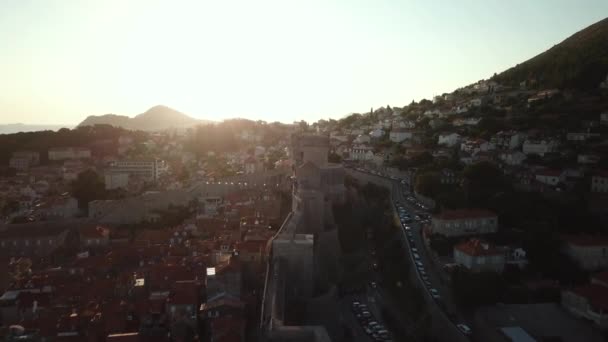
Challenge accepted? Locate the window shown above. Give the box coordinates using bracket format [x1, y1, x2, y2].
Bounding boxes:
[49, 239, 53, 245]
[25, 240, 29, 246]
[37, 240, 41, 245]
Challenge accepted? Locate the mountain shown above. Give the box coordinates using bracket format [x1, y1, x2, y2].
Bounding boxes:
[78, 105, 208, 131]
[0, 123, 72, 135]
[493, 17, 608, 90]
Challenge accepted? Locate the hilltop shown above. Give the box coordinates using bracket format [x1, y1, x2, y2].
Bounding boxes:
[492, 17, 608, 90]
[78, 105, 209, 131]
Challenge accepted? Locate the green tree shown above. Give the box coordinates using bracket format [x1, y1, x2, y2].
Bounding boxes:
[462, 161, 509, 207]
[415, 172, 441, 197]
[71, 169, 106, 212]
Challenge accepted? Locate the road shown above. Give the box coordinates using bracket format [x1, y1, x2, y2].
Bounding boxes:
[346, 167, 473, 342]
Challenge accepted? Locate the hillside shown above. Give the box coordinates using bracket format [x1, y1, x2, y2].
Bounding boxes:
[78, 105, 207, 131]
[493, 17, 608, 90]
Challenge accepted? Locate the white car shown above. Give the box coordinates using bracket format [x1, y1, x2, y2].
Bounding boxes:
[457, 324, 472, 335]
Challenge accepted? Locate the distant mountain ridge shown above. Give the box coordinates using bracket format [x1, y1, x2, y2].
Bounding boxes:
[0, 123, 72, 135]
[493, 17, 608, 90]
[78, 105, 210, 131]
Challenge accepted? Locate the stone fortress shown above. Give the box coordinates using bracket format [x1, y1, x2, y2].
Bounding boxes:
[261, 133, 346, 342]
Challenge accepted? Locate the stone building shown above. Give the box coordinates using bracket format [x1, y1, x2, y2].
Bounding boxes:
[431, 209, 498, 237]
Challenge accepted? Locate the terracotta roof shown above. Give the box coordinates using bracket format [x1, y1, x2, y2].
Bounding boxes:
[433, 209, 496, 220]
[79, 226, 110, 239]
[454, 239, 503, 256]
[168, 280, 200, 305]
[236, 240, 265, 254]
[562, 235, 608, 247]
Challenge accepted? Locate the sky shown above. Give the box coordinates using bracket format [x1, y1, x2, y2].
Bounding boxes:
[0, 1, 607, 125]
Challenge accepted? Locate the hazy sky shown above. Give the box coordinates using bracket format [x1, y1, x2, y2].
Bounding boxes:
[0, 1, 607, 125]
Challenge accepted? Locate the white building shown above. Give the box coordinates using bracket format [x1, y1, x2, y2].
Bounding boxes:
[369, 128, 385, 139]
[453, 117, 482, 127]
[600, 112, 608, 125]
[350, 144, 375, 161]
[438, 132, 461, 147]
[9, 151, 40, 170]
[563, 236, 608, 271]
[591, 171, 608, 193]
[431, 209, 498, 237]
[9, 157, 31, 171]
[454, 239, 506, 273]
[499, 151, 527, 166]
[48, 147, 91, 161]
[389, 128, 412, 143]
[522, 139, 559, 156]
[469, 98, 483, 107]
[491, 131, 527, 150]
[107, 159, 166, 182]
[534, 169, 564, 186]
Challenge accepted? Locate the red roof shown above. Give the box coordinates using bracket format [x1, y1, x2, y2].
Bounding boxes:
[563, 235, 608, 247]
[433, 209, 496, 220]
[168, 280, 200, 305]
[236, 240, 265, 254]
[572, 284, 608, 312]
[454, 239, 503, 256]
[80, 226, 110, 239]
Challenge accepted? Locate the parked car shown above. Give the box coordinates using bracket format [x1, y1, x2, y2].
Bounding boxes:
[457, 324, 472, 335]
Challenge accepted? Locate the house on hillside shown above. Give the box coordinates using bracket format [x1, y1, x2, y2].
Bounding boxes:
[522, 139, 559, 156]
[562, 235, 608, 271]
[499, 151, 526, 166]
[431, 209, 498, 237]
[491, 131, 527, 150]
[454, 239, 506, 273]
[389, 128, 412, 143]
[534, 169, 564, 186]
[437, 132, 461, 147]
[562, 271, 608, 329]
[591, 171, 608, 193]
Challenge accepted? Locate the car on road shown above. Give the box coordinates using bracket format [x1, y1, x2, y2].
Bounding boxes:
[415, 261, 423, 267]
[411, 247, 418, 252]
[457, 324, 472, 335]
[361, 310, 372, 318]
[370, 281, 377, 289]
[351, 301, 360, 310]
[364, 327, 373, 335]
[430, 288, 439, 295]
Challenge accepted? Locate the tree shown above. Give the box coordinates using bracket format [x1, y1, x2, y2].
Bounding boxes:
[71, 169, 106, 212]
[415, 172, 441, 197]
[328, 152, 342, 163]
[462, 161, 509, 207]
